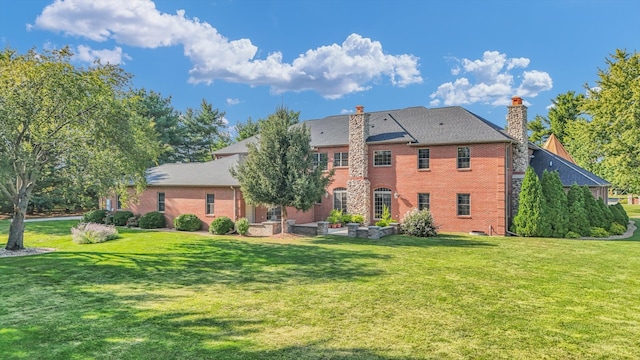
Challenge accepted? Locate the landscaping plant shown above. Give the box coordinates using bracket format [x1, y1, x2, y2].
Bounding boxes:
[400, 208, 438, 237]
[210, 216, 234, 235]
[82, 209, 108, 224]
[113, 211, 134, 226]
[138, 211, 166, 229]
[174, 214, 202, 231]
[235, 217, 250, 236]
[71, 222, 119, 244]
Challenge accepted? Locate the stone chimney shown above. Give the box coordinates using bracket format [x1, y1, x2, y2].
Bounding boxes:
[347, 105, 371, 225]
[507, 96, 529, 218]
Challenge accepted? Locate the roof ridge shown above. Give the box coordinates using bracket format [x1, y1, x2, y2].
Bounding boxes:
[537, 148, 609, 185]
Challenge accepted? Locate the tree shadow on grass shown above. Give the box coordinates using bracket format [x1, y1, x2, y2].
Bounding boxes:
[311, 233, 497, 249]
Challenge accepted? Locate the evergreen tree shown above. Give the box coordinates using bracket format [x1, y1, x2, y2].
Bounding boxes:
[597, 198, 613, 229]
[234, 117, 260, 142]
[567, 185, 590, 236]
[513, 167, 546, 237]
[178, 100, 229, 162]
[230, 106, 333, 232]
[541, 170, 569, 238]
[136, 89, 185, 164]
[580, 186, 606, 228]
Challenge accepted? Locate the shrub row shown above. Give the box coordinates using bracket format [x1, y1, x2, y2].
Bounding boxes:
[512, 169, 630, 238]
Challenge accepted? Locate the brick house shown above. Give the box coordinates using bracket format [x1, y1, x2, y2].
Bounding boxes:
[110, 97, 608, 234]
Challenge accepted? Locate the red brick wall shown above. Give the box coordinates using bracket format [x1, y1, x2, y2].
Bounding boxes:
[369, 142, 508, 234]
[123, 186, 242, 230]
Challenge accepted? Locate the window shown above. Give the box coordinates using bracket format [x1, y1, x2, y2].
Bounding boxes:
[418, 193, 430, 210]
[157, 192, 165, 212]
[206, 194, 215, 215]
[116, 195, 122, 210]
[374, 188, 392, 219]
[334, 152, 349, 167]
[374, 150, 392, 166]
[457, 147, 470, 169]
[418, 148, 430, 169]
[457, 194, 470, 216]
[267, 206, 282, 221]
[333, 187, 348, 212]
[313, 153, 328, 170]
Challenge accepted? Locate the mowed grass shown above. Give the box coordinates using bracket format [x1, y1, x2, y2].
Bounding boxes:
[1, 217, 640, 360]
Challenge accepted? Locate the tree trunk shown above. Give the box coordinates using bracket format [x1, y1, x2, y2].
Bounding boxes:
[5, 188, 30, 251]
[281, 206, 287, 236]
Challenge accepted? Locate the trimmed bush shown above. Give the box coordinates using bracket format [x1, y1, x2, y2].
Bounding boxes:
[351, 214, 365, 225]
[82, 209, 108, 224]
[589, 227, 609, 238]
[581, 186, 606, 228]
[235, 217, 250, 236]
[567, 185, 591, 236]
[540, 170, 569, 238]
[400, 208, 438, 237]
[513, 167, 546, 237]
[126, 215, 141, 228]
[71, 223, 119, 244]
[565, 231, 581, 239]
[139, 211, 166, 229]
[174, 214, 202, 231]
[210, 216, 234, 235]
[113, 211, 134, 226]
[614, 203, 630, 224]
[609, 222, 627, 236]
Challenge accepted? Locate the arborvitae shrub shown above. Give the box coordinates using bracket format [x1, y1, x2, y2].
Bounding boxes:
[589, 227, 609, 238]
[113, 211, 134, 226]
[596, 199, 613, 229]
[210, 216, 234, 234]
[615, 203, 629, 224]
[82, 209, 108, 224]
[609, 222, 627, 235]
[567, 185, 591, 236]
[609, 205, 625, 225]
[540, 170, 569, 238]
[400, 208, 438, 237]
[174, 214, 202, 231]
[139, 211, 166, 229]
[235, 217, 250, 236]
[581, 186, 606, 228]
[513, 167, 545, 237]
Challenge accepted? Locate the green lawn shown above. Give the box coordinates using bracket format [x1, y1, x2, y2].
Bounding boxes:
[1, 219, 640, 359]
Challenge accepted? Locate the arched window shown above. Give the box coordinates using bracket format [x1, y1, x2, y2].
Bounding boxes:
[333, 187, 347, 212]
[373, 188, 392, 219]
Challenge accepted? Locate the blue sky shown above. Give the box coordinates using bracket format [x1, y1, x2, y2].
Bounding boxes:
[1, 0, 638, 133]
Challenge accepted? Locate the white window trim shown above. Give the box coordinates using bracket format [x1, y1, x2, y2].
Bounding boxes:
[373, 150, 392, 167]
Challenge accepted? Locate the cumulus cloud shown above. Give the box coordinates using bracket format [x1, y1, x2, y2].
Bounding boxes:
[32, 0, 422, 99]
[226, 98, 240, 106]
[75, 45, 131, 64]
[430, 51, 552, 107]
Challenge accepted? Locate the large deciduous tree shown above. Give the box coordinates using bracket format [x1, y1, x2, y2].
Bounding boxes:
[528, 91, 586, 145]
[0, 48, 159, 250]
[568, 49, 640, 193]
[231, 107, 333, 232]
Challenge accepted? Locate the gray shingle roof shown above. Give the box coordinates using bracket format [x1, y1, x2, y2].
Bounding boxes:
[213, 105, 515, 155]
[145, 154, 241, 186]
[529, 148, 609, 187]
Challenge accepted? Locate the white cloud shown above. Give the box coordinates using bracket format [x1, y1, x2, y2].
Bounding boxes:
[33, 0, 422, 99]
[340, 109, 354, 114]
[226, 98, 240, 106]
[430, 51, 552, 107]
[75, 45, 131, 64]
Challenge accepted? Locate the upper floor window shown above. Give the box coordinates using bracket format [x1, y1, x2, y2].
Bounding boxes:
[333, 187, 347, 212]
[374, 150, 392, 166]
[334, 152, 349, 167]
[457, 194, 470, 216]
[206, 194, 215, 215]
[418, 193, 430, 210]
[418, 148, 430, 169]
[373, 188, 392, 219]
[313, 153, 328, 170]
[457, 147, 470, 169]
[157, 192, 165, 212]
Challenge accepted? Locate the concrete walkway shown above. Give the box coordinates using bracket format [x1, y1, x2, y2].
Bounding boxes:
[24, 216, 82, 222]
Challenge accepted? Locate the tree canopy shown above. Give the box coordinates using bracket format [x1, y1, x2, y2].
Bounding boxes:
[0, 47, 159, 250]
[178, 99, 230, 162]
[230, 106, 333, 231]
[528, 91, 586, 145]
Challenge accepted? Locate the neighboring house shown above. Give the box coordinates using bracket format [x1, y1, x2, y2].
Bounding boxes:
[109, 97, 609, 234]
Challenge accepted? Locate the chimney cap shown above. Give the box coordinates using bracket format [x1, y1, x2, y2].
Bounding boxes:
[355, 105, 364, 114]
[511, 96, 523, 106]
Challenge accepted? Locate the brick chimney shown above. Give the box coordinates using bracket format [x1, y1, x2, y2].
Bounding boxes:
[507, 96, 529, 219]
[347, 105, 371, 225]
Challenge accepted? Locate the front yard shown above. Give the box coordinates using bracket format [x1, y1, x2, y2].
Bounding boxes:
[1, 217, 640, 359]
